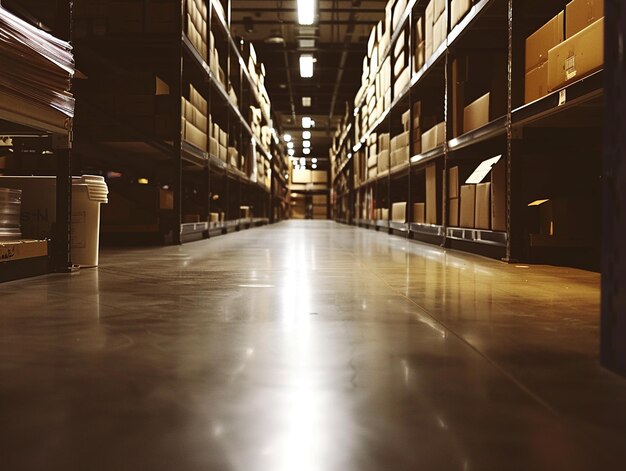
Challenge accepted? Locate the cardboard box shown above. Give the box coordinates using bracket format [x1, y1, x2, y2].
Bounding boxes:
[449, 197, 460, 227]
[394, 51, 406, 78]
[451, 0, 471, 29]
[426, 163, 437, 224]
[433, 12, 447, 49]
[378, 150, 390, 172]
[449, 166, 459, 198]
[422, 122, 445, 152]
[434, 0, 446, 19]
[525, 62, 549, 103]
[525, 12, 564, 73]
[379, 133, 390, 151]
[413, 203, 426, 223]
[402, 110, 411, 132]
[474, 182, 491, 230]
[491, 156, 506, 231]
[460, 185, 476, 228]
[368, 154, 378, 168]
[209, 212, 219, 223]
[381, 208, 389, 221]
[566, 0, 604, 38]
[392, 202, 407, 223]
[394, 30, 406, 59]
[463, 92, 490, 134]
[547, 17, 603, 91]
[426, 1, 434, 59]
[185, 121, 207, 149]
[392, 0, 408, 29]
[312, 171, 327, 183]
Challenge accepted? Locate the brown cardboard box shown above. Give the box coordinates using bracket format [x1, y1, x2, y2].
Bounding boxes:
[434, 0, 446, 19]
[475, 182, 491, 230]
[422, 121, 446, 151]
[378, 150, 390, 172]
[368, 154, 378, 168]
[449, 197, 460, 227]
[185, 121, 207, 149]
[209, 212, 219, 223]
[463, 93, 490, 134]
[426, 163, 438, 224]
[394, 51, 406, 78]
[525, 62, 549, 103]
[379, 133, 390, 151]
[394, 68, 410, 98]
[451, 0, 471, 29]
[382, 208, 389, 221]
[547, 17, 603, 91]
[313, 195, 327, 205]
[526, 12, 564, 72]
[449, 166, 459, 198]
[460, 184, 476, 228]
[392, 202, 407, 223]
[426, 1, 434, 59]
[413, 203, 426, 223]
[392, 0, 408, 30]
[394, 30, 406, 59]
[402, 110, 411, 132]
[566, 0, 604, 38]
[491, 156, 506, 231]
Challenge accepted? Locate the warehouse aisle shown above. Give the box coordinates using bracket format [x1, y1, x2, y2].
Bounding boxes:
[1, 220, 625, 470]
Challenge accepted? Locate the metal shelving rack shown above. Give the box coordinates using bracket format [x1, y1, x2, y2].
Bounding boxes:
[72, 0, 289, 245]
[331, 0, 603, 264]
[0, 0, 74, 282]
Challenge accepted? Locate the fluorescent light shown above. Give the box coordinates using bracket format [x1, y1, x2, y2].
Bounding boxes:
[312, 157, 318, 163]
[312, 163, 318, 169]
[303, 148, 311, 155]
[302, 131, 311, 139]
[299, 38, 315, 48]
[300, 54, 314, 78]
[288, 149, 295, 156]
[284, 134, 292, 142]
[298, 0, 315, 25]
[302, 97, 312, 107]
[287, 142, 294, 149]
[302, 140, 311, 148]
[302, 116, 314, 128]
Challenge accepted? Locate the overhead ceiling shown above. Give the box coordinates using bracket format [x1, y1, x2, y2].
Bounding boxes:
[231, 0, 387, 167]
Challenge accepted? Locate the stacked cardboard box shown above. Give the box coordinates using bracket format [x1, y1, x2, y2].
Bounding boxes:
[186, 0, 208, 60]
[378, 133, 390, 173]
[312, 194, 327, 219]
[393, 28, 410, 98]
[426, 0, 447, 62]
[413, 15, 426, 73]
[547, 3, 603, 93]
[391, 111, 410, 167]
[181, 84, 208, 150]
[463, 92, 490, 134]
[525, 12, 564, 104]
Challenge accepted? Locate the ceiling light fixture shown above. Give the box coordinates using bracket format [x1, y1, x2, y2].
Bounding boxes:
[302, 97, 312, 107]
[299, 157, 306, 166]
[288, 149, 295, 156]
[299, 54, 314, 78]
[302, 140, 311, 148]
[302, 116, 314, 128]
[312, 158, 318, 163]
[297, 0, 315, 25]
[284, 134, 292, 142]
[303, 148, 311, 155]
[302, 131, 311, 139]
[312, 163, 318, 169]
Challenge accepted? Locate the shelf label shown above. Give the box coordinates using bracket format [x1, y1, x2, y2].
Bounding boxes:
[558, 89, 567, 107]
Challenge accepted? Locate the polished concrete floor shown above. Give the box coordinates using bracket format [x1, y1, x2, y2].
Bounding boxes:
[1, 220, 625, 470]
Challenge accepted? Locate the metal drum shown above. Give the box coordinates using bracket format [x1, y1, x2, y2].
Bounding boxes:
[0, 188, 22, 240]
